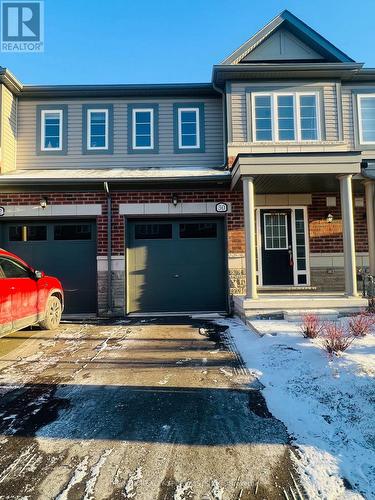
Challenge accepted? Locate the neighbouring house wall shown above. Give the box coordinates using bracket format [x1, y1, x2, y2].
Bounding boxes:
[16, 97, 224, 170]
[0, 85, 17, 174]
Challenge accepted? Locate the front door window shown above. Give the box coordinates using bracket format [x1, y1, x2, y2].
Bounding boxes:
[263, 213, 288, 250]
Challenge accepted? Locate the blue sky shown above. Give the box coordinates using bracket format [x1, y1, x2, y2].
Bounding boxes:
[1, 0, 374, 85]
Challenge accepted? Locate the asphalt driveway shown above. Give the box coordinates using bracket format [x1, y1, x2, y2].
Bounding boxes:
[0, 318, 300, 499]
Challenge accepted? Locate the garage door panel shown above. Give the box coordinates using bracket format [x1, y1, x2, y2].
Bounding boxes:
[128, 218, 227, 313]
[1, 221, 97, 314]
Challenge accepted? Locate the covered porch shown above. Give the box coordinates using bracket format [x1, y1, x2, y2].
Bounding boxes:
[231, 152, 370, 318]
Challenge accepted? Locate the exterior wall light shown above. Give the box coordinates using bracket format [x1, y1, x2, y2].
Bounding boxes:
[39, 197, 48, 209]
[172, 194, 179, 207]
[326, 213, 334, 223]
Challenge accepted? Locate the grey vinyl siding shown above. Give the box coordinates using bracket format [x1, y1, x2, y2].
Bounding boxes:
[16, 97, 223, 169]
[342, 86, 355, 149]
[0, 85, 17, 173]
[229, 81, 339, 144]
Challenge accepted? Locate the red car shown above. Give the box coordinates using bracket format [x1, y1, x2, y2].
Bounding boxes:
[0, 249, 64, 335]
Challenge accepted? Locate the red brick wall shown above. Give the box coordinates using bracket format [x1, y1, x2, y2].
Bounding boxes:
[111, 190, 244, 255]
[0, 190, 245, 256]
[0, 190, 368, 256]
[308, 193, 368, 253]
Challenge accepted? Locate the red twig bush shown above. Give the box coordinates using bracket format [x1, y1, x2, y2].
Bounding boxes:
[300, 314, 322, 338]
[348, 311, 375, 337]
[320, 322, 354, 355]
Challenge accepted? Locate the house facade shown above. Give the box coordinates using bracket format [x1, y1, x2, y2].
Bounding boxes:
[0, 10, 373, 317]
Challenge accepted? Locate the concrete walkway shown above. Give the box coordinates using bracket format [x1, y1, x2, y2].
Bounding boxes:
[0, 318, 300, 499]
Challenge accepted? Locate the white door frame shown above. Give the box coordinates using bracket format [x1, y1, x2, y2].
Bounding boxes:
[256, 206, 310, 287]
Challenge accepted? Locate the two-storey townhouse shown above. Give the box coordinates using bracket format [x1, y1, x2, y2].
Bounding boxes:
[0, 10, 373, 319]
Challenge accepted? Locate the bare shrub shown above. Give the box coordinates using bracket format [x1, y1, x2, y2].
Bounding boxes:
[320, 322, 354, 355]
[348, 311, 375, 337]
[300, 314, 322, 338]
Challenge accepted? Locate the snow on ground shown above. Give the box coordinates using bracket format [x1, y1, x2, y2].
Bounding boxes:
[218, 317, 375, 500]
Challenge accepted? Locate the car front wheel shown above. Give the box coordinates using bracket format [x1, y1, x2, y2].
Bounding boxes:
[39, 296, 62, 330]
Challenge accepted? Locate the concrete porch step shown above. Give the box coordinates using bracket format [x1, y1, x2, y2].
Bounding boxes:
[233, 294, 368, 320]
[283, 309, 339, 322]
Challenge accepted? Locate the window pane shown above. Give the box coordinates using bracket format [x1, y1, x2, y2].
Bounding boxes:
[300, 95, 318, 140]
[181, 111, 197, 123]
[264, 213, 288, 249]
[298, 274, 307, 285]
[9, 225, 47, 241]
[91, 135, 106, 148]
[181, 122, 197, 135]
[277, 95, 295, 141]
[254, 96, 272, 141]
[136, 123, 151, 135]
[136, 135, 151, 147]
[181, 134, 197, 146]
[134, 110, 152, 148]
[89, 111, 107, 149]
[0, 259, 30, 278]
[360, 97, 375, 143]
[54, 224, 92, 240]
[44, 112, 61, 149]
[134, 224, 172, 240]
[180, 110, 198, 147]
[179, 223, 217, 239]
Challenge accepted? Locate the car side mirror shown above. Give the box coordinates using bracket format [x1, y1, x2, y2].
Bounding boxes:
[34, 270, 45, 280]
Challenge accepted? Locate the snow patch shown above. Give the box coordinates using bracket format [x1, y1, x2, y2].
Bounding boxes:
[220, 318, 375, 499]
[55, 457, 89, 500]
[123, 467, 142, 499]
[83, 449, 112, 500]
[174, 481, 193, 499]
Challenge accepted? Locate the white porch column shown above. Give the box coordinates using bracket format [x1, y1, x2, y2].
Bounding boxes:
[243, 177, 258, 299]
[364, 180, 375, 275]
[339, 174, 358, 297]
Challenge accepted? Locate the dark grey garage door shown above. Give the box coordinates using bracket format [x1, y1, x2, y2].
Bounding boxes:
[127, 218, 227, 313]
[0, 220, 97, 314]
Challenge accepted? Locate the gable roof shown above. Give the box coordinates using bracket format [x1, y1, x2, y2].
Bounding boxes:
[221, 10, 354, 65]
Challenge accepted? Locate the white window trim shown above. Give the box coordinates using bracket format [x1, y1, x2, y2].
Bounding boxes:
[178, 107, 200, 149]
[251, 92, 321, 143]
[263, 212, 289, 250]
[41, 109, 63, 151]
[132, 108, 154, 150]
[357, 93, 375, 145]
[87, 109, 109, 151]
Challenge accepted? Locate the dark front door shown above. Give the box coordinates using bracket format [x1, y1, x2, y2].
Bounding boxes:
[260, 209, 294, 286]
[1, 220, 97, 314]
[127, 218, 227, 313]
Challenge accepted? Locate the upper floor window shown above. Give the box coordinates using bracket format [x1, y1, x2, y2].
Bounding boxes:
[82, 104, 113, 155]
[87, 109, 108, 150]
[252, 92, 320, 142]
[132, 108, 154, 149]
[37, 105, 67, 155]
[41, 110, 62, 150]
[357, 94, 375, 144]
[178, 108, 200, 148]
[128, 104, 158, 154]
[173, 103, 205, 153]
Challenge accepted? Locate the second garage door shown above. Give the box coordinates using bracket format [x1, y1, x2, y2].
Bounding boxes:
[1, 220, 97, 315]
[127, 218, 227, 313]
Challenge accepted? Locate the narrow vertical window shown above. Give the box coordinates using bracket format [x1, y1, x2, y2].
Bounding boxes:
[299, 95, 318, 140]
[87, 110, 108, 150]
[358, 95, 375, 144]
[254, 95, 272, 141]
[178, 108, 199, 148]
[41, 110, 62, 150]
[132, 109, 154, 149]
[277, 95, 295, 141]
